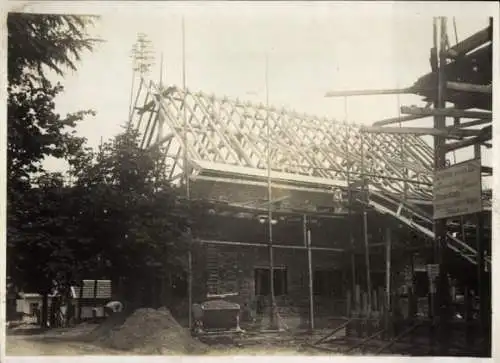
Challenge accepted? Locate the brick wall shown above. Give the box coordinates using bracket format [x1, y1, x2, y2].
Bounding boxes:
[191, 243, 349, 318]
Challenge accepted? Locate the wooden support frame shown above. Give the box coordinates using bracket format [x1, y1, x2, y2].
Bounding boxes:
[129, 78, 439, 200]
[124, 19, 492, 345]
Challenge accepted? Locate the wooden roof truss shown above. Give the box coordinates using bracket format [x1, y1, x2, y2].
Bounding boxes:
[130, 79, 435, 201]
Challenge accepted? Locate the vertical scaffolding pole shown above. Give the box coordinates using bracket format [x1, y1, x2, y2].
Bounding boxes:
[360, 130, 372, 312]
[433, 17, 450, 354]
[304, 215, 314, 331]
[385, 227, 392, 332]
[344, 104, 356, 301]
[474, 144, 489, 355]
[128, 69, 136, 123]
[265, 53, 277, 329]
[156, 53, 165, 144]
[181, 17, 193, 331]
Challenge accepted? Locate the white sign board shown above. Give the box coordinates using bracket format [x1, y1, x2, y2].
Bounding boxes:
[433, 159, 482, 220]
[426, 264, 440, 279]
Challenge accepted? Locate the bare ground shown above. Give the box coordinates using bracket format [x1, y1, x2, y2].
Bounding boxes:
[5, 324, 331, 356]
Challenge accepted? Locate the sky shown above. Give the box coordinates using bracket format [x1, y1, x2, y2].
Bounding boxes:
[18, 2, 496, 186]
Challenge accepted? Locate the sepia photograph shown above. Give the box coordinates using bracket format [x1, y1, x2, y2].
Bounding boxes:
[2, 1, 496, 359]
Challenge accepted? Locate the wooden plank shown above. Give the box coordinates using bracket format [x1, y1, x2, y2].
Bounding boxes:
[445, 126, 492, 152]
[325, 88, 414, 98]
[481, 166, 492, 175]
[401, 106, 492, 120]
[445, 118, 490, 130]
[447, 82, 492, 94]
[147, 132, 175, 149]
[361, 126, 481, 138]
[446, 26, 491, 58]
[372, 114, 427, 127]
[196, 238, 344, 252]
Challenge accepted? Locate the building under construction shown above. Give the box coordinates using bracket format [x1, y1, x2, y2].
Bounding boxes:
[128, 17, 492, 356]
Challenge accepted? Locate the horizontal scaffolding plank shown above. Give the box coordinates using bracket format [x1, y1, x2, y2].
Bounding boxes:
[361, 126, 482, 138]
[445, 126, 492, 152]
[196, 238, 344, 252]
[324, 87, 414, 98]
[446, 118, 491, 130]
[400, 106, 492, 120]
[447, 81, 492, 94]
[446, 26, 491, 58]
[372, 114, 428, 127]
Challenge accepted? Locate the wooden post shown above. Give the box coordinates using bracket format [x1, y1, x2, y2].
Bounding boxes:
[355, 284, 361, 337]
[433, 17, 450, 355]
[77, 281, 83, 323]
[188, 250, 193, 330]
[360, 130, 372, 313]
[346, 290, 352, 337]
[264, 54, 278, 330]
[361, 291, 368, 337]
[346, 290, 352, 317]
[385, 227, 392, 333]
[464, 286, 474, 349]
[363, 211, 372, 312]
[474, 144, 489, 354]
[304, 215, 314, 331]
[345, 133, 356, 299]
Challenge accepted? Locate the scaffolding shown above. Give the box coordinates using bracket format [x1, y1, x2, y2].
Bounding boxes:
[127, 17, 492, 355]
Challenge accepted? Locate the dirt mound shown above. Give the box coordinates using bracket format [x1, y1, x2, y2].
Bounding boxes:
[84, 310, 131, 342]
[93, 307, 207, 355]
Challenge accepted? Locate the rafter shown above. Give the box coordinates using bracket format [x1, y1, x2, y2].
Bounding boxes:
[129, 78, 442, 201]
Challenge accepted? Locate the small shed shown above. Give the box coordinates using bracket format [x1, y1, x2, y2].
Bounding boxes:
[70, 279, 112, 320]
[16, 293, 43, 316]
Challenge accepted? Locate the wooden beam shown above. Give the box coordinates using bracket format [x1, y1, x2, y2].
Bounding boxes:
[361, 125, 481, 138]
[482, 142, 492, 149]
[372, 114, 428, 127]
[196, 238, 344, 252]
[447, 82, 492, 94]
[325, 87, 414, 98]
[401, 106, 492, 120]
[147, 132, 175, 149]
[445, 118, 491, 130]
[481, 166, 493, 175]
[446, 26, 491, 59]
[445, 126, 492, 152]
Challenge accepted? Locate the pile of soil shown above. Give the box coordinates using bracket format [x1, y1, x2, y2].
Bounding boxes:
[89, 307, 207, 355]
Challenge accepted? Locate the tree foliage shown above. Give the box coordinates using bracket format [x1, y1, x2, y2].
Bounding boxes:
[8, 13, 100, 83]
[70, 129, 191, 295]
[7, 13, 99, 295]
[7, 13, 99, 185]
[8, 13, 193, 315]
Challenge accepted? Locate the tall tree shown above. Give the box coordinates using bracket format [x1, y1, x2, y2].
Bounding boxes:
[7, 13, 100, 326]
[71, 128, 191, 307]
[7, 13, 100, 185]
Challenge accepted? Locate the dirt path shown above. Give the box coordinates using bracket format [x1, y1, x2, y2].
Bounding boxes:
[6, 335, 128, 356]
[5, 324, 329, 356]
